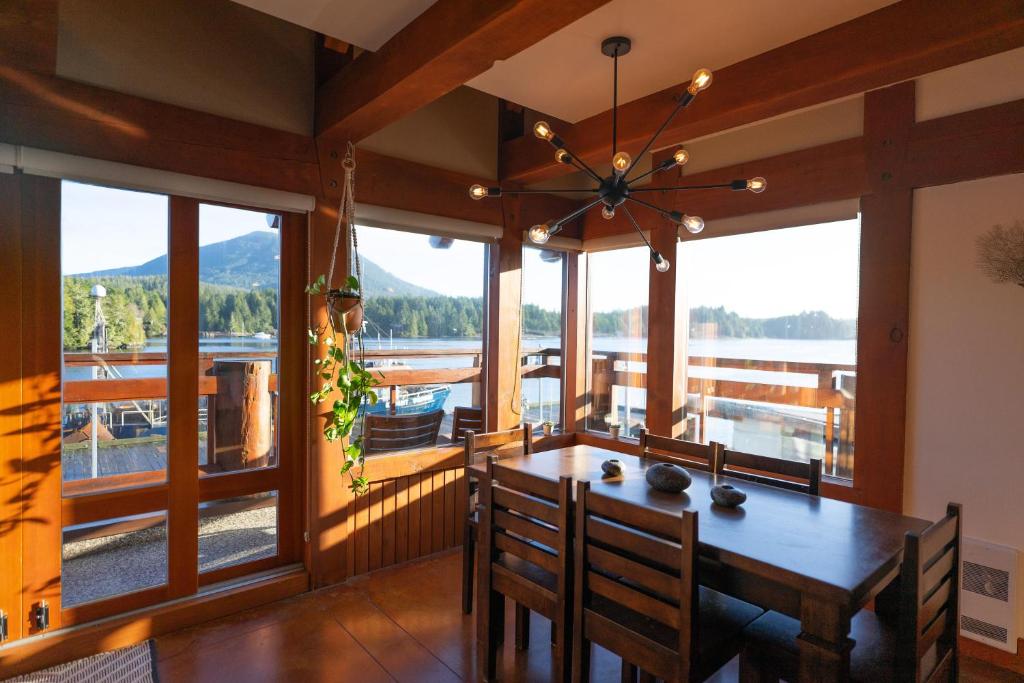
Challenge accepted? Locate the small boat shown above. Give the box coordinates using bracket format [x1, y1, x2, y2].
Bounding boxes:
[360, 358, 451, 416]
[252, 332, 273, 340]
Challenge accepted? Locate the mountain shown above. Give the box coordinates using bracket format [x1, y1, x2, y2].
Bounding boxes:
[74, 231, 438, 296]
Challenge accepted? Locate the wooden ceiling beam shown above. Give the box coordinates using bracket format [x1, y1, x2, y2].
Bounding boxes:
[501, 0, 1024, 185]
[581, 96, 1024, 242]
[315, 0, 612, 143]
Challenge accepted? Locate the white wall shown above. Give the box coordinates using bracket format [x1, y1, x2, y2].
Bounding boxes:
[905, 173, 1024, 635]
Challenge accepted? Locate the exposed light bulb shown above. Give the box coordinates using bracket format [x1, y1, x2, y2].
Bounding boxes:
[469, 184, 488, 200]
[555, 148, 571, 164]
[528, 223, 552, 244]
[673, 148, 690, 166]
[612, 151, 631, 175]
[533, 120, 555, 142]
[746, 177, 767, 193]
[601, 206, 615, 220]
[688, 68, 713, 95]
[682, 215, 705, 234]
[653, 252, 671, 272]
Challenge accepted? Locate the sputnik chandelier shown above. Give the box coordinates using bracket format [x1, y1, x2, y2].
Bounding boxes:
[469, 36, 767, 273]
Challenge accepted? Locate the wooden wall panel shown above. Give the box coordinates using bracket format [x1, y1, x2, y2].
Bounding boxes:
[0, 173, 24, 642]
[0, 1, 58, 74]
[18, 175, 62, 634]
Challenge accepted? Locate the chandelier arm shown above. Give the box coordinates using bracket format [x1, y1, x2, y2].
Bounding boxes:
[625, 162, 673, 186]
[621, 206, 657, 253]
[626, 195, 677, 222]
[559, 147, 605, 184]
[552, 196, 606, 231]
[498, 188, 599, 194]
[623, 95, 693, 180]
[629, 182, 737, 193]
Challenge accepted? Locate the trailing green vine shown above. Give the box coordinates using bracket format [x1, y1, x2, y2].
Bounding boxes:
[307, 273, 380, 495]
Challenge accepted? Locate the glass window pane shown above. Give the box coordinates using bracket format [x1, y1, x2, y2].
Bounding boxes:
[679, 220, 860, 479]
[353, 226, 487, 453]
[198, 205, 280, 475]
[61, 181, 169, 494]
[199, 491, 278, 573]
[587, 247, 650, 437]
[62, 511, 168, 607]
[521, 247, 564, 429]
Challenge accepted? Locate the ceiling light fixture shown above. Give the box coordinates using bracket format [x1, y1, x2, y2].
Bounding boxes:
[469, 36, 768, 272]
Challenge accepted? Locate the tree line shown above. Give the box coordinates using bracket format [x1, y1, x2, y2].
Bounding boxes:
[63, 276, 279, 349]
[62, 278, 855, 351]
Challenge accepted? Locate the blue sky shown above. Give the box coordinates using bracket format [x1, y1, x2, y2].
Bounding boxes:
[62, 180, 860, 319]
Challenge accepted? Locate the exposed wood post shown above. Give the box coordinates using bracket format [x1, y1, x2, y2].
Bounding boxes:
[307, 200, 350, 587]
[167, 196, 200, 599]
[211, 360, 273, 471]
[562, 250, 589, 433]
[0, 174, 25, 642]
[17, 175, 63, 633]
[856, 82, 915, 512]
[485, 196, 524, 432]
[643, 149, 689, 438]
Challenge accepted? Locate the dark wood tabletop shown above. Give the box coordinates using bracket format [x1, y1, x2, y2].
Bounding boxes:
[470, 443, 929, 611]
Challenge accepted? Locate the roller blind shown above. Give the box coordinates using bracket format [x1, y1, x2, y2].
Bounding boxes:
[357, 203, 502, 242]
[13, 146, 315, 213]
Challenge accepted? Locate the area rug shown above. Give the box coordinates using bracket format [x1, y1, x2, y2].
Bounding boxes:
[2, 641, 157, 683]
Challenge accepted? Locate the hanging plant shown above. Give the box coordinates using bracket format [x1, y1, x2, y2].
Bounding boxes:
[306, 144, 380, 495]
[977, 221, 1024, 288]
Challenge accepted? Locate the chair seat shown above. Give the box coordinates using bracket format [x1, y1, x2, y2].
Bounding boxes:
[591, 587, 763, 678]
[744, 609, 898, 682]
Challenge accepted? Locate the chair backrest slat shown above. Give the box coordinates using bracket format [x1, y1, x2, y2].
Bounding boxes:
[451, 406, 483, 442]
[575, 482, 698, 681]
[638, 429, 720, 472]
[587, 570, 681, 629]
[364, 409, 444, 454]
[463, 424, 533, 516]
[717, 445, 821, 496]
[587, 545, 680, 600]
[493, 507, 559, 549]
[921, 546, 956, 598]
[493, 486, 560, 526]
[495, 531, 560, 573]
[919, 514, 958, 568]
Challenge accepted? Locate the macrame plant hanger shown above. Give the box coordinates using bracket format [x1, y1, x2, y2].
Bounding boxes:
[326, 142, 364, 335]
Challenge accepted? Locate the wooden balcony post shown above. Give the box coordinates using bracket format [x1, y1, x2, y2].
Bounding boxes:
[211, 359, 273, 471]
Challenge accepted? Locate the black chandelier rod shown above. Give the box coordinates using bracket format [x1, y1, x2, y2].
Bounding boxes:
[621, 205, 657, 253]
[551, 196, 606, 232]
[496, 187, 598, 195]
[626, 195, 678, 222]
[629, 181, 742, 193]
[612, 49, 619, 155]
[624, 93, 694, 180]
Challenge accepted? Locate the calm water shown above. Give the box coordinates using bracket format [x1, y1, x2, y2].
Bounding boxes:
[64, 334, 856, 417]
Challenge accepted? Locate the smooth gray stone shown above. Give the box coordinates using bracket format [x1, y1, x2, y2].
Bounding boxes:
[645, 463, 692, 493]
[711, 483, 747, 508]
[601, 459, 624, 476]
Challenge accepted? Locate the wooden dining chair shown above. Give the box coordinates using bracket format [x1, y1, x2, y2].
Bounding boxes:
[572, 481, 764, 683]
[638, 428, 722, 472]
[739, 503, 962, 682]
[362, 409, 444, 454]
[477, 457, 573, 682]
[715, 445, 821, 496]
[451, 405, 483, 443]
[461, 423, 533, 614]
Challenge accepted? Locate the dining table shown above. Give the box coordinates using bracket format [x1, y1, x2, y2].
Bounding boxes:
[469, 443, 930, 682]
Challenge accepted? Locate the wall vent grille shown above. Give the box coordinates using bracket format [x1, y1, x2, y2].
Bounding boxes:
[961, 615, 1008, 644]
[962, 560, 1010, 602]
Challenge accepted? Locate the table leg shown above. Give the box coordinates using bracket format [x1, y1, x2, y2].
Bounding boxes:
[797, 595, 853, 682]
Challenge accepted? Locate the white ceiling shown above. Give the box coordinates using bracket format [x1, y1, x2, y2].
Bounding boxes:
[230, 0, 436, 51]
[468, 0, 897, 122]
